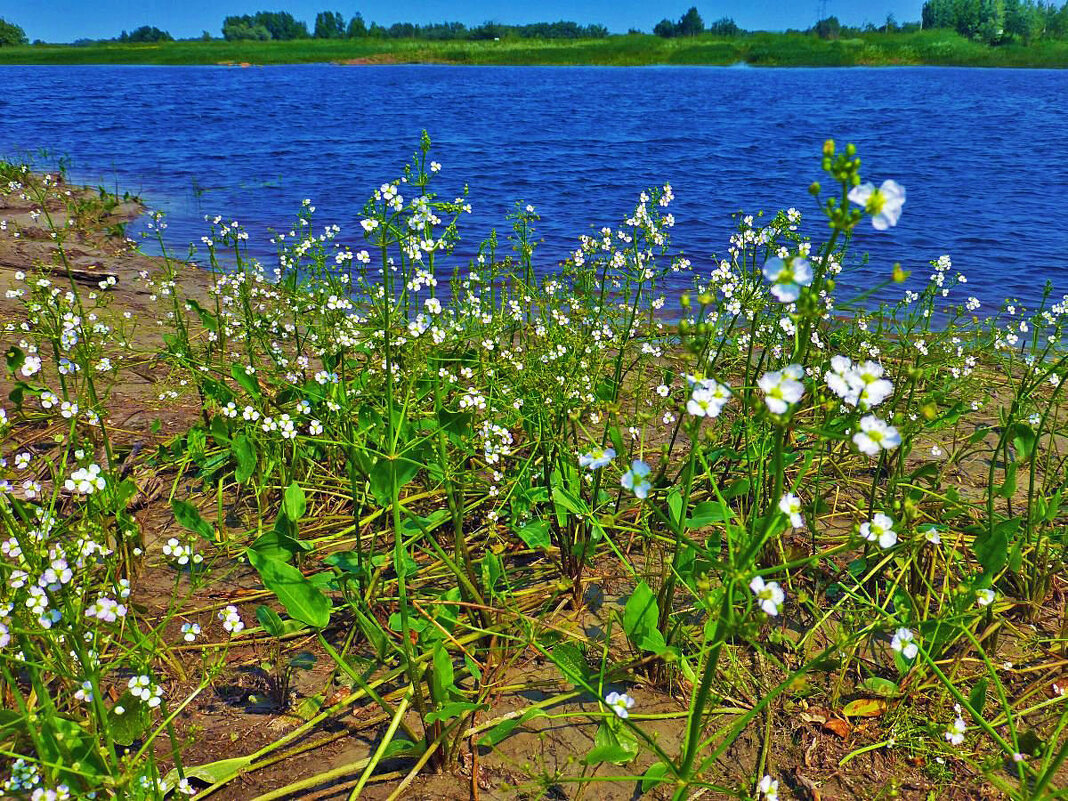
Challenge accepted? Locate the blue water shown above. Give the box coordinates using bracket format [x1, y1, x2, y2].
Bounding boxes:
[1, 64, 1066, 309]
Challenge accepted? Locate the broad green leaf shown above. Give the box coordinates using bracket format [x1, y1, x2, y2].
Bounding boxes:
[230, 364, 260, 398]
[968, 678, 988, 715]
[231, 434, 257, 484]
[255, 605, 306, 638]
[623, 581, 669, 655]
[842, 698, 886, 717]
[584, 722, 638, 765]
[424, 701, 483, 725]
[246, 549, 331, 628]
[550, 642, 589, 684]
[478, 708, 547, 747]
[162, 756, 252, 793]
[687, 501, 729, 528]
[859, 677, 900, 698]
[283, 481, 307, 521]
[517, 519, 551, 549]
[107, 692, 150, 746]
[641, 761, 671, 792]
[172, 498, 215, 543]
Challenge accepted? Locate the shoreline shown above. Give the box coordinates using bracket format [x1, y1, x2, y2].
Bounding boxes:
[2, 29, 1067, 68]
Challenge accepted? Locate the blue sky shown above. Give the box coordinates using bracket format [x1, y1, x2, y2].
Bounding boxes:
[1, 1, 928, 43]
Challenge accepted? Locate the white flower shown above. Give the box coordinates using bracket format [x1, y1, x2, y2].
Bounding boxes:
[778, 493, 803, 528]
[686, 379, 731, 418]
[762, 256, 813, 303]
[921, 525, 942, 545]
[64, 463, 106, 495]
[976, 588, 995, 607]
[758, 774, 779, 801]
[219, 605, 244, 634]
[308, 419, 323, 436]
[891, 627, 918, 660]
[20, 355, 41, 377]
[852, 415, 901, 456]
[181, 622, 201, 642]
[945, 704, 966, 746]
[605, 691, 635, 719]
[621, 460, 652, 499]
[749, 576, 785, 616]
[848, 179, 905, 230]
[860, 512, 897, 549]
[758, 367, 804, 414]
[578, 446, 615, 471]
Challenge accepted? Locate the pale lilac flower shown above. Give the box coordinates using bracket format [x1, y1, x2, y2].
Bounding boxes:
[749, 576, 785, 616]
[860, 512, 897, 549]
[621, 460, 652, 499]
[891, 627, 918, 660]
[848, 179, 905, 230]
[605, 691, 635, 719]
[579, 446, 615, 471]
[778, 493, 803, 528]
[762, 256, 813, 303]
[852, 415, 900, 456]
[758, 367, 804, 414]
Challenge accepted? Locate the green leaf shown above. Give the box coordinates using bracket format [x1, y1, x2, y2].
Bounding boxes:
[162, 756, 252, 793]
[478, 708, 547, 747]
[623, 581, 669, 655]
[973, 518, 1019, 575]
[250, 517, 307, 563]
[230, 364, 260, 398]
[550, 642, 589, 685]
[859, 677, 900, 698]
[107, 692, 150, 746]
[687, 500, 729, 528]
[187, 299, 219, 332]
[667, 488, 683, 528]
[424, 701, 484, 725]
[968, 678, 988, 716]
[584, 722, 638, 765]
[255, 605, 306, 638]
[283, 481, 307, 521]
[246, 549, 331, 628]
[1011, 423, 1036, 463]
[431, 642, 457, 701]
[231, 434, 257, 484]
[517, 519, 551, 549]
[368, 452, 422, 507]
[172, 498, 215, 543]
[5, 345, 25, 373]
[641, 761, 671, 792]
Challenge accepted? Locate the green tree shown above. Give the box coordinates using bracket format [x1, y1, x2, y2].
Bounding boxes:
[677, 6, 705, 36]
[0, 16, 27, 47]
[814, 15, 842, 38]
[346, 12, 368, 37]
[314, 11, 345, 38]
[653, 18, 677, 37]
[126, 25, 173, 43]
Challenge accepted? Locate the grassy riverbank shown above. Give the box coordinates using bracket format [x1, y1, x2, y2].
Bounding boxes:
[1, 29, 1067, 67]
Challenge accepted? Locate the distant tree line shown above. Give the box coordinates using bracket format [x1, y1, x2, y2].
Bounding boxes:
[653, 7, 742, 37]
[0, 16, 28, 46]
[221, 10, 608, 41]
[118, 25, 173, 43]
[921, 0, 1068, 43]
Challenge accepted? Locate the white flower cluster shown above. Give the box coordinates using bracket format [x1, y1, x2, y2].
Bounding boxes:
[64, 463, 105, 495]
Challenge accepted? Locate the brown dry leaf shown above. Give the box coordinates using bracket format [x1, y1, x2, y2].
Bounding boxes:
[842, 697, 887, 717]
[823, 717, 851, 739]
[792, 768, 822, 801]
[800, 709, 828, 725]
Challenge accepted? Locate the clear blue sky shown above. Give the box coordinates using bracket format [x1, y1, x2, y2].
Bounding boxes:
[0, 1, 928, 43]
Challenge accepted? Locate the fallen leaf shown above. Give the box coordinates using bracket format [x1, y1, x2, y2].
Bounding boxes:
[823, 718, 851, 739]
[842, 698, 887, 718]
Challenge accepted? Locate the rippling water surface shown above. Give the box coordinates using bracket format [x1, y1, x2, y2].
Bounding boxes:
[1, 64, 1065, 308]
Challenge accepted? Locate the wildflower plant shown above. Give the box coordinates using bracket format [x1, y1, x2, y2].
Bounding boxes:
[1, 135, 1067, 801]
